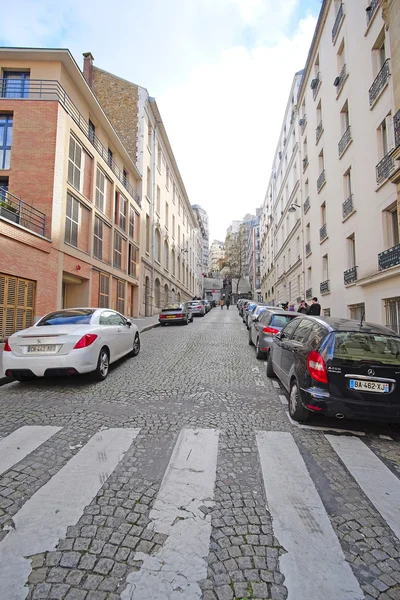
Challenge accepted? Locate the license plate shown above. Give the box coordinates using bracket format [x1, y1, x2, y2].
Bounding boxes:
[349, 379, 390, 393]
[28, 345, 56, 353]
[165, 315, 176, 319]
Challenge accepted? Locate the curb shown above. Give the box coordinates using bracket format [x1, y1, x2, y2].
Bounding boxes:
[139, 322, 160, 333]
[0, 376, 12, 388]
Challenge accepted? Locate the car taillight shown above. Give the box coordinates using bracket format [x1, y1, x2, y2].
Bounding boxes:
[73, 334, 98, 349]
[176, 314, 183, 318]
[263, 326, 279, 335]
[197, 305, 202, 309]
[160, 314, 166, 318]
[307, 350, 328, 384]
[4, 339, 11, 352]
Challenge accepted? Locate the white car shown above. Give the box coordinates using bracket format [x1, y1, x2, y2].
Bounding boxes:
[3, 308, 140, 382]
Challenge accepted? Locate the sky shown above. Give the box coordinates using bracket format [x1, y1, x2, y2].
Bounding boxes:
[0, 0, 321, 241]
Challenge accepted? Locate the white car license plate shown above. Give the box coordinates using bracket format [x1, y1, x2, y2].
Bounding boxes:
[28, 345, 56, 353]
[349, 379, 389, 393]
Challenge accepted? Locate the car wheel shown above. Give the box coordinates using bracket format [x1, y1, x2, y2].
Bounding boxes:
[266, 352, 275, 377]
[289, 379, 309, 421]
[92, 347, 109, 381]
[160, 322, 166, 327]
[184, 316, 189, 325]
[131, 333, 140, 356]
[248, 332, 253, 346]
[255, 338, 266, 359]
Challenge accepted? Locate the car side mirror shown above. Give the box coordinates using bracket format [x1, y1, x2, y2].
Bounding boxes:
[253, 316, 259, 322]
[274, 332, 284, 340]
[126, 319, 132, 327]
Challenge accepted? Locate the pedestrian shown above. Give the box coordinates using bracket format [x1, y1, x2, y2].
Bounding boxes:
[288, 303, 295, 312]
[226, 296, 231, 310]
[307, 297, 321, 316]
[220, 297, 224, 310]
[297, 300, 308, 314]
[281, 302, 289, 311]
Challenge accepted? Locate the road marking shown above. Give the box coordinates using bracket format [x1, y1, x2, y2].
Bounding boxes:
[256, 431, 363, 600]
[279, 394, 288, 405]
[121, 428, 219, 599]
[285, 412, 366, 435]
[0, 426, 62, 477]
[326, 435, 400, 540]
[0, 428, 139, 600]
[272, 380, 280, 388]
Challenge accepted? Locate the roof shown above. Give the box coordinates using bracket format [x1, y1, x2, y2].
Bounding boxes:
[301, 316, 398, 335]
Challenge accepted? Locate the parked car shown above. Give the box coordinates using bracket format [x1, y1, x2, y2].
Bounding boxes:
[239, 300, 249, 317]
[203, 300, 211, 313]
[267, 315, 400, 423]
[3, 308, 140, 382]
[187, 300, 206, 317]
[159, 302, 193, 326]
[243, 301, 258, 324]
[249, 308, 300, 358]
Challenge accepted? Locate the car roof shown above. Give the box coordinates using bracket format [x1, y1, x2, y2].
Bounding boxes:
[297, 315, 398, 335]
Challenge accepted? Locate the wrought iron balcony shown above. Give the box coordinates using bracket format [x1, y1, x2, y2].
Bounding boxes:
[320, 280, 330, 294]
[302, 155, 309, 172]
[366, 0, 380, 25]
[332, 3, 344, 42]
[317, 169, 326, 192]
[334, 64, 347, 96]
[306, 287, 312, 299]
[320, 223, 328, 242]
[305, 241, 311, 256]
[376, 150, 396, 185]
[0, 78, 141, 206]
[303, 196, 310, 214]
[342, 194, 354, 219]
[299, 115, 307, 135]
[316, 120, 323, 143]
[338, 126, 352, 157]
[0, 188, 46, 236]
[344, 266, 357, 285]
[378, 244, 400, 270]
[369, 59, 390, 107]
[394, 109, 400, 149]
[311, 72, 321, 100]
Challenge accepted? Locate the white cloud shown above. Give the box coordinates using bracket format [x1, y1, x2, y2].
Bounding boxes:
[158, 13, 317, 241]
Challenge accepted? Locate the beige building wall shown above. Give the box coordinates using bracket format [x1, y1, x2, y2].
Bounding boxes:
[209, 240, 225, 272]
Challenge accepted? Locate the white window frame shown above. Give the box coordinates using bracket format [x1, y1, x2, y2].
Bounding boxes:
[65, 192, 79, 247]
[68, 136, 82, 192]
[95, 168, 106, 213]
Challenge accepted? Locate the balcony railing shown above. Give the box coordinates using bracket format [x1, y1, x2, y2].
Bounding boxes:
[320, 280, 330, 294]
[311, 72, 321, 100]
[317, 169, 326, 192]
[320, 223, 328, 242]
[304, 196, 310, 214]
[344, 266, 358, 285]
[366, 0, 380, 25]
[305, 241, 311, 256]
[334, 64, 347, 96]
[299, 115, 307, 135]
[338, 126, 352, 157]
[342, 194, 354, 219]
[376, 150, 396, 184]
[306, 287, 312, 299]
[0, 188, 46, 236]
[369, 59, 390, 107]
[394, 109, 400, 149]
[332, 3, 344, 42]
[378, 244, 400, 270]
[302, 155, 309, 172]
[0, 79, 141, 206]
[316, 120, 323, 143]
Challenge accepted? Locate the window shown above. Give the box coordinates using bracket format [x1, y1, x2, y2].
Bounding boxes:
[172, 185, 176, 205]
[166, 166, 170, 190]
[383, 204, 399, 248]
[349, 303, 365, 321]
[146, 214, 150, 253]
[129, 205, 135, 239]
[164, 240, 169, 270]
[156, 185, 160, 214]
[157, 144, 162, 171]
[384, 297, 400, 333]
[322, 254, 329, 280]
[128, 244, 138, 277]
[94, 216, 103, 260]
[0, 114, 13, 170]
[178, 196, 181, 215]
[99, 273, 109, 308]
[307, 266, 312, 287]
[117, 280, 125, 314]
[172, 214, 176, 238]
[147, 167, 152, 199]
[340, 100, 350, 133]
[65, 192, 79, 247]
[155, 229, 161, 263]
[171, 248, 176, 276]
[378, 115, 392, 158]
[292, 319, 314, 343]
[306, 223, 310, 243]
[115, 193, 127, 232]
[165, 201, 169, 229]
[89, 120, 95, 143]
[114, 232, 122, 269]
[0, 273, 35, 338]
[308, 323, 328, 347]
[123, 168, 128, 186]
[108, 148, 113, 167]
[344, 168, 352, 197]
[178, 224, 181, 246]
[2, 71, 30, 98]
[68, 137, 82, 191]
[321, 202, 326, 227]
[347, 233, 356, 269]
[95, 168, 106, 212]
[318, 149, 324, 173]
[148, 121, 152, 149]
[281, 318, 300, 339]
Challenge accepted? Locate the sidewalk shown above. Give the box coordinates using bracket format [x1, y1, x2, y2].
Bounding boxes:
[0, 315, 160, 387]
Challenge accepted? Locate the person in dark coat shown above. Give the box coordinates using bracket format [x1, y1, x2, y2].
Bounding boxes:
[307, 297, 321, 316]
[226, 296, 231, 310]
[297, 300, 308, 314]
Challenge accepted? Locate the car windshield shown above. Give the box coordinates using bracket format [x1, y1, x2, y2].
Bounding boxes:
[163, 304, 183, 310]
[333, 332, 400, 365]
[270, 314, 296, 328]
[37, 310, 94, 326]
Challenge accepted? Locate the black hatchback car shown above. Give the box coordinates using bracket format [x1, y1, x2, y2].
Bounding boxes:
[267, 316, 400, 423]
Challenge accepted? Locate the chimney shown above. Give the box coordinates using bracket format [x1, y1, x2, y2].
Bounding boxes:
[82, 52, 94, 87]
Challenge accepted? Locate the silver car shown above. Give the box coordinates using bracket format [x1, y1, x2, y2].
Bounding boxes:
[249, 309, 301, 359]
[188, 301, 206, 317]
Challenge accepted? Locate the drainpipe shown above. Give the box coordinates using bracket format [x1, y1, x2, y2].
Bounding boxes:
[150, 115, 162, 316]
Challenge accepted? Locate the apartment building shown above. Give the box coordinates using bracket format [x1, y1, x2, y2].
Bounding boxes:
[83, 54, 202, 315]
[192, 204, 209, 276]
[247, 210, 262, 300]
[209, 240, 225, 273]
[0, 48, 142, 339]
[294, 0, 399, 327]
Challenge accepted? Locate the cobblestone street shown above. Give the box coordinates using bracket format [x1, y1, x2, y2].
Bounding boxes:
[1, 307, 400, 600]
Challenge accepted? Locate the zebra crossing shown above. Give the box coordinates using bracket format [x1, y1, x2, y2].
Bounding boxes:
[0, 425, 399, 600]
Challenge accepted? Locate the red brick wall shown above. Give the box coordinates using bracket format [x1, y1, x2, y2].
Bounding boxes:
[63, 253, 90, 279]
[91, 270, 100, 306]
[0, 100, 59, 239]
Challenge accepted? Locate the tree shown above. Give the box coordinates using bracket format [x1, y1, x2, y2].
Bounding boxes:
[224, 225, 247, 296]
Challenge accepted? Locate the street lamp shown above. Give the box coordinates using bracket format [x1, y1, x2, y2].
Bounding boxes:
[288, 203, 301, 213]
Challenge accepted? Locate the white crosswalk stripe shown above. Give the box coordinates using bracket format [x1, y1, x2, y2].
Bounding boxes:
[0, 425, 62, 476]
[256, 431, 363, 600]
[0, 427, 139, 600]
